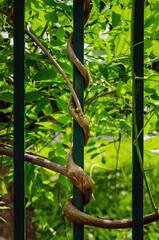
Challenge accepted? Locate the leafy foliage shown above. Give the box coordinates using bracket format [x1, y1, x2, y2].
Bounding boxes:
[0, 0, 159, 239]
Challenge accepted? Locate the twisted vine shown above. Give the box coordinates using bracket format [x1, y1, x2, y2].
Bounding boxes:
[0, 1, 159, 229]
[63, 0, 159, 228]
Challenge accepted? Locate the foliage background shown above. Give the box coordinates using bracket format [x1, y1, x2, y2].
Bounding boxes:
[0, 0, 159, 239]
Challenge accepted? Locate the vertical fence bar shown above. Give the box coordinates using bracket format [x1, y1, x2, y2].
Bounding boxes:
[14, 0, 25, 239]
[73, 0, 84, 239]
[131, 0, 144, 239]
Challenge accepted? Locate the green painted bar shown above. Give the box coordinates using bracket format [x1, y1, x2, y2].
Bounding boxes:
[73, 0, 84, 239]
[14, 0, 25, 239]
[132, 0, 144, 239]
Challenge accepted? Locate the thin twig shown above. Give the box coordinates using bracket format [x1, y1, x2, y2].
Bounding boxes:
[33, 25, 48, 53]
[114, 133, 121, 194]
[25, 29, 82, 112]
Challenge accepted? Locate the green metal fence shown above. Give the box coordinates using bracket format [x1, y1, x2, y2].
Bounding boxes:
[13, 0, 144, 239]
[132, 0, 144, 238]
[14, 0, 25, 239]
[73, 0, 85, 239]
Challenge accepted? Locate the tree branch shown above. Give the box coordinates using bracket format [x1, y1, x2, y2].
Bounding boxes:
[0, 146, 68, 177]
[25, 29, 82, 111]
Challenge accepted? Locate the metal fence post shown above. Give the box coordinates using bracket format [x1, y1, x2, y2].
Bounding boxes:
[73, 0, 84, 239]
[131, 0, 144, 239]
[14, 0, 25, 239]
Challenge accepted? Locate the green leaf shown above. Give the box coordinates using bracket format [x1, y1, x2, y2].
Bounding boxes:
[0, 206, 10, 209]
[43, 0, 55, 5]
[92, 0, 100, 12]
[99, 65, 109, 80]
[25, 164, 35, 198]
[151, 93, 159, 101]
[92, 50, 107, 57]
[33, 69, 57, 81]
[111, 62, 125, 74]
[117, 81, 126, 96]
[36, 97, 49, 113]
[45, 12, 58, 23]
[27, 111, 38, 120]
[58, 62, 72, 75]
[115, 34, 127, 57]
[85, 55, 97, 63]
[145, 15, 155, 28]
[59, 174, 71, 189]
[0, 93, 13, 103]
[35, 121, 61, 131]
[0, 216, 7, 223]
[45, 191, 54, 201]
[105, 41, 111, 62]
[53, 114, 70, 124]
[145, 136, 159, 150]
[26, 0, 31, 9]
[154, 31, 159, 40]
[120, 120, 131, 133]
[25, 91, 46, 103]
[51, 156, 65, 166]
[101, 156, 106, 164]
[112, 11, 121, 28]
[86, 147, 96, 153]
[123, 7, 131, 21]
[31, 181, 38, 198]
[144, 88, 156, 95]
[51, 39, 65, 46]
[43, 102, 52, 115]
[53, 94, 69, 114]
[56, 28, 65, 39]
[91, 153, 99, 159]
